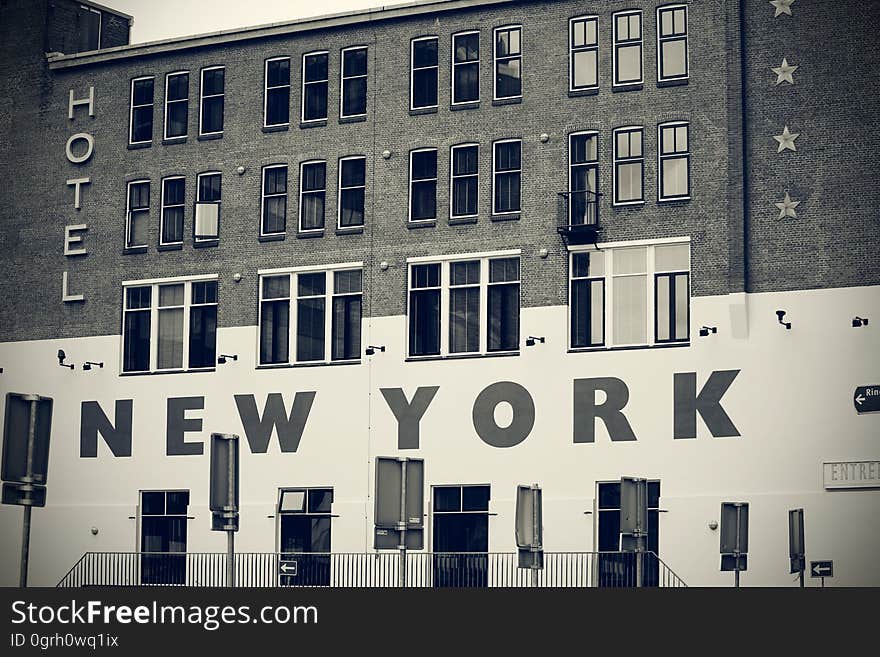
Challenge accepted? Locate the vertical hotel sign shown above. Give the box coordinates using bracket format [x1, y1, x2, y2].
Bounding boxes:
[62, 87, 96, 302]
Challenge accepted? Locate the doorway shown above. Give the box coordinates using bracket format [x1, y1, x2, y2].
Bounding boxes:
[139, 490, 189, 585]
[596, 480, 661, 586]
[277, 488, 333, 586]
[432, 485, 490, 587]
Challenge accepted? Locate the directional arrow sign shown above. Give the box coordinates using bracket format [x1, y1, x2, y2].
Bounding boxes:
[810, 560, 833, 578]
[854, 386, 880, 413]
[279, 561, 298, 576]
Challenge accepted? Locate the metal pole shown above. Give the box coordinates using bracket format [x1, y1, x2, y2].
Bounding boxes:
[635, 480, 644, 588]
[531, 485, 538, 587]
[734, 504, 741, 588]
[821, 576, 825, 588]
[227, 530, 234, 588]
[799, 570, 804, 588]
[19, 398, 38, 588]
[398, 460, 407, 588]
[226, 438, 236, 588]
[20, 507, 32, 588]
[735, 567, 740, 588]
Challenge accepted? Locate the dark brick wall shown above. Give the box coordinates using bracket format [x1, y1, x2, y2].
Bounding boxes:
[47, 0, 130, 54]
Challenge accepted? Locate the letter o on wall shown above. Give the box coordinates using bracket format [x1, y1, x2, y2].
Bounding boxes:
[65, 133, 95, 164]
[472, 381, 535, 448]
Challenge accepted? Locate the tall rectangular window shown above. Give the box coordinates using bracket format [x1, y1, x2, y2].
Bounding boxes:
[487, 257, 520, 352]
[452, 31, 480, 104]
[129, 77, 154, 145]
[264, 57, 291, 126]
[409, 263, 441, 356]
[199, 66, 225, 135]
[613, 10, 642, 86]
[299, 161, 326, 232]
[157, 284, 184, 369]
[139, 490, 189, 586]
[411, 36, 439, 110]
[331, 270, 362, 361]
[657, 5, 688, 82]
[654, 243, 690, 343]
[123, 286, 151, 373]
[493, 140, 521, 214]
[195, 172, 221, 242]
[450, 144, 478, 218]
[297, 273, 325, 362]
[613, 127, 644, 204]
[164, 72, 189, 139]
[658, 121, 690, 200]
[260, 275, 291, 365]
[449, 260, 480, 354]
[569, 132, 599, 225]
[78, 4, 101, 52]
[340, 46, 367, 118]
[570, 16, 598, 91]
[338, 156, 366, 228]
[126, 180, 150, 249]
[261, 165, 288, 236]
[409, 149, 438, 222]
[302, 52, 329, 122]
[188, 280, 218, 368]
[570, 251, 605, 348]
[493, 26, 522, 100]
[160, 177, 185, 246]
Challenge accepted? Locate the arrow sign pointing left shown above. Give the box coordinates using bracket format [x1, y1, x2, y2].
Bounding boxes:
[853, 386, 880, 413]
[279, 562, 297, 574]
[810, 560, 833, 578]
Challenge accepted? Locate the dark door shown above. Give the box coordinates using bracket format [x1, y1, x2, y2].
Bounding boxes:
[432, 485, 489, 587]
[140, 490, 188, 585]
[278, 488, 332, 586]
[597, 481, 660, 586]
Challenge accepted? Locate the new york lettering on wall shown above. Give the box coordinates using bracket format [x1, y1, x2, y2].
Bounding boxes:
[63, 87, 95, 303]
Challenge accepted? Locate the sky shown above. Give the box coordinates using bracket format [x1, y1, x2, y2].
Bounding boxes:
[105, 0, 396, 43]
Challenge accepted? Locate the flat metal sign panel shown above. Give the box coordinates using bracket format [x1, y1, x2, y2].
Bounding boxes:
[2, 393, 53, 486]
[374, 457, 402, 528]
[619, 534, 647, 553]
[518, 548, 544, 569]
[823, 461, 880, 490]
[620, 477, 648, 536]
[279, 560, 298, 576]
[2, 482, 47, 507]
[810, 560, 833, 578]
[373, 528, 423, 550]
[404, 458, 424, 529]
[721, 554, 747, 572]
[788, 508, 805, 572]
[209, 433, 239, 515]
[853, 385, 880, 413]
[515, 485, 542, 549]
[720, 502, 749, 554]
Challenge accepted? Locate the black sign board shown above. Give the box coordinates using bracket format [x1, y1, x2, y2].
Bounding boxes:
[2, 393, 53, 508]
[374, 457, 424, 550]
[721, 554, 748, 572]
[854, 386, 880, 413]
[810, 560, 833, 578]
[209, 433, 239, 532]
[789, 508, 805, 574]
[720, 502, 749, 555]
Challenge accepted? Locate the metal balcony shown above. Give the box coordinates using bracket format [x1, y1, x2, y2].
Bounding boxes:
[557, 190, 602, 245]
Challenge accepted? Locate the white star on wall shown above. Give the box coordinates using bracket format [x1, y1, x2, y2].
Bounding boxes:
[771, 58, 798, 85]
[773, 126, 800, 152]
[775, 192, 801, 219]
[770, 0, 795, 17]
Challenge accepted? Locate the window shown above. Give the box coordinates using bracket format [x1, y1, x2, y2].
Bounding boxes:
[408, 254, 520, 357]
[122, 277, 218, 372]
[78, 5, 101, 52]
[658, 121, 690, 200]
[452, 31, 480, 104]
[597, 481, 660, 586]
[613, 127, 644, 204]
[450, 144, 479, 219]
[195, 172, 221, 241]
[125, 180, 150, 249]
[160, 177, 185, 246]
[568, 242, 690, 349]
[340, 46, 367, 118]
[493, 26, 522, 100]
[570, 16, 599, 91]
[264, 57, 291, 126]
[338, 156, 366, 228]
[302, 52, 329, 122]
[411, 37, 439, 110]
[432, 485, 490, 587]
[299, 161, 326, 232]
[409, 149, 438, 222]
[139, 490, 189, 585]
[259, 267, 362, 365]
[129, 77, 153, 145]
[657, 5, 688, 82]
[613, 10, 642, 86]
[199, 66, 225, 135]
[164, 72, 189, 139]
[492, 140, 521, 214]
[569, 132, 599, 225]
[261, 165, 288, 236]
[277, 488, 333, 586]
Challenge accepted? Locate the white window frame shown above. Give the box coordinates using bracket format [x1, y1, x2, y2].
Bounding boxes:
[301, 51, 329, 123]
[337, 155, 367, 230]
[339, 45, 368, 119]
[129, 76, 154, 146]
[612, 126, 645, 206]
[260, 164, 288, 237]
[256, 263, 364, 367]
[451, 30, 480, 106]
[569, 15, 599, 92]
[657, 121, 691, 202]
[198, 65, 225, 136]
[159, 176, 185, 246]
[264, 56, 291, 128]
[568, 130, 599, 219]
[612, 9, 643, 88]
[492, 25, 522, 101]
[492, 138, 522, 216]
[298, 160, 327, 233]
[450, 143, 479, 220]
[405, 249, 522, 358]
[195, 171, 222, 243]
[656, 4, 689, 83]
[410, 36, 440, 111]
[163, 71, 189, 140]
[125, 179, 150, 249]
[408, 148, 438, 223]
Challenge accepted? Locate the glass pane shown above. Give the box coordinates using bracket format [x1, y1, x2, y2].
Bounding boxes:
[304, 82, 328, 120]
[489, 257, 519, 283]
[162, 207, 184, 243]
[661, 9, 674, 36]
[616, 15, 629, 40]
[409, 289, 440, 356]
[572, 20, 585, 48]
[617, 45, 641, 82]
[260, 300, 290, 364]
[674, 9, 686, 35]
[167, 102, 187, 137]
[411, 180, 437, 220]
[202, 96, 224, 132]
[591, 280, 604, 345]
[613, 247, 647, 274]
[267, 58, 290, 87]
[661, 126, 676, 154]
[166, 491, 189, 515]
[302, 163, 326, 191]
[263, 196, 287, 233]
[298, 272, 326, 297]
[494, 172, 520, 213]
[340, 189, 364, 227]
[163, 178, 184, 205]
[343, 48, 367, 77]
[123, 310, 150, 372]
[192, 280, 217, 305]
[674, 273, 689, 340]
[452, 177, 478, 216]
[413, 68, 438, 107]
[572, 251, 604, 278]
[662, 157, 689, 197]
[676, 126, 688, 151]
[629, 15, 641, 39]
[655, 244, 689, 271]
[434, 487, 461, 512]
[133, 79, 153, 105]
[342, 77, 367, 116]
[188, 305, 217, 368]
[202, 69, 224, 95]
[453, 146, 478, 175]
[129, 210, 149, 247]
[495, 142, 520, 171]
[598, 483, 620, 510]
[462, 486, 490, 511]
[305, 53, 328, 82]
[496, 58, 521, 97]
[132, 107, 152, 142]
[454, 62, 479, 102]
[141, 491, 165, 516]
[198, 174, 221, 202]
[454, 33, 479, 62]
[617, 162, 643, 202]
[157, 307, 184, 368]
[413, 38, 438, 68]
[487, 283, 519, 351]
[573, 51, 597, 87]
[656, 275, 671, 342]
[159, 284, 184, 307]
[411, 263, 440, 288]
[279, 490, 306, 513]
[308, 489, 334, 513]
[266, 87, 289, 124]
[332, 295, 361, 360]
[613, 275, 647, 344]
[296, 297, 325, 361]
[263, 276, 290, 299]
[571, 134, 597, 164]
[334, 269, 362, 294]
[449, 287, 480, 353]
[662, 41, 687, 78]
[412, 150, 437, 179]
[341, 158, 366, 187]
[168, 74, 188, 101]
[450, 261, 480, 286]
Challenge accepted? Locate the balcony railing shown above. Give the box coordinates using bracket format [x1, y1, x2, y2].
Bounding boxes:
[557, 190, 602, 245]
[57, 551, 686, 588]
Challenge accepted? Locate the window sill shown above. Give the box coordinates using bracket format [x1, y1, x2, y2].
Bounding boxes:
[162, 136, 187, 145]
[612, 201, 646, 209]
[405, 351, 519, 363]
[297, 230, 324, 239]
[127, 142, 151, 150]
[122, 246, 148, 255]
[657, 78, 689, 88]
[657, 197, 691, 204]
[449, 216, 478, 226]
[491, 97, 522, 106]
[407, 219, 436, 229]
[300, 119, 327, 129]
[157, 243, 183, 252]
[197, 133, 223, 141]
[409, 107, 438, 116]
[568, 342, 690, 354]
[258, 233, 286, 243]
[568, 88, 599, 98]
[450, 101, 480, 111]
[193, 239, 219, 248]
[262, 124, 289, 133]
[339, 115, 367, 124]
[612, 83, 643, 93]
[120, 368, 217, 377]
[491, 213, 520, 222]
[335, 226, 364, 236]
[257, 360, 361, 370]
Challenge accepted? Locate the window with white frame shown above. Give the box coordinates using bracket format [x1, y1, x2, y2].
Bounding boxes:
[569, 132, 598, 225]
[299, 161, 326, 232]
[568, 241, 690, 349]
[411, 36, 439, 110]
[494, 25, 522, 100]
[261, 165, 288, 236]
[338, 156, 366, 228]
[450, 143, 478, 219]
[129, 77, 154, 145]
[657, 5, 688, 82]
[160, 177, 185, 245]
[658, 121, 690, 200]
[409, 149, 438, 222]
[570, 16, 598, 91]
[195, 172, 221, 242]
[407, 254, 520, 357]
[126, 180, 150, 249]
[452, 31, 480, 104]
[493, 140, 521, 214]
[302, 52, 329, 122]
[264, 57, 291, 127]
[613, 126, 644, 204]
[78, 4, 101, 52]
[164, 72, 189, 139]
[613, 10, 642, 86]
[199, 67, 225, 135]
[340, 46, 367, 118]
[122, 277, 218, 373]
[258, 267, 362, 365]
